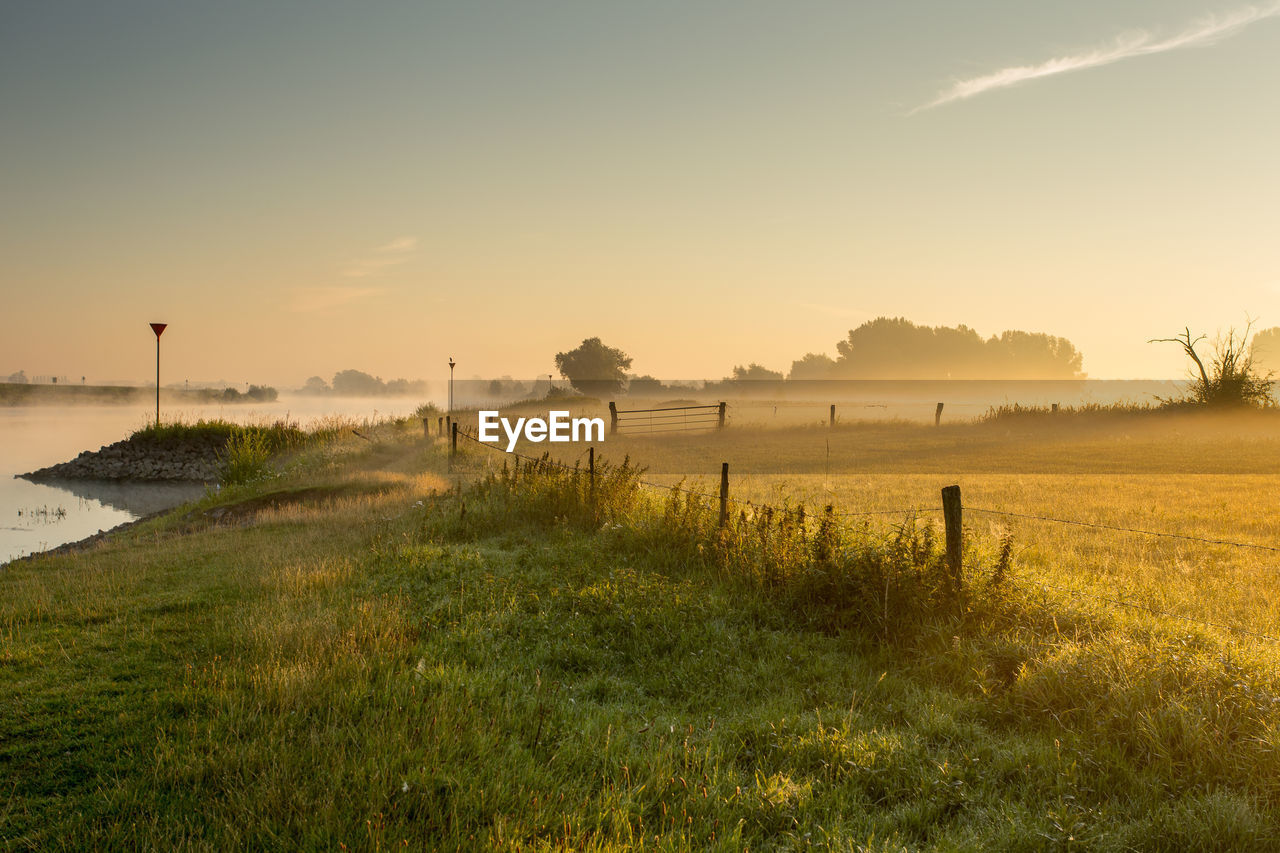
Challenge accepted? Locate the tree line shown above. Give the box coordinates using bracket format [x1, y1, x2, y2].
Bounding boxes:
[300, 370, 428, 397]
[552, 318, 1089, 395]
[786, 317, 1085, 380]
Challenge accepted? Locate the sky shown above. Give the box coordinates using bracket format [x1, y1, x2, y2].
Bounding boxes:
[2, 1, 1279, 386]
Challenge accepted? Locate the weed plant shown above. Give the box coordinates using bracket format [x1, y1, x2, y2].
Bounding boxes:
[447, 451, 989, 640]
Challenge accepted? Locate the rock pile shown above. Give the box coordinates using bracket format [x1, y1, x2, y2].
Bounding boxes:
[22, 435, 226, 482]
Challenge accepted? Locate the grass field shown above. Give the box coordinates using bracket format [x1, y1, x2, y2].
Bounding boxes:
[5, 407, 1280, 848]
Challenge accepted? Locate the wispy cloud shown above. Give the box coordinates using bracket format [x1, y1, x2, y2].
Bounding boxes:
[913, 2, 1280, 113]
[291, 285, 384, 313]
[377, 236, 418, 253]
[342, 235, 418, 278]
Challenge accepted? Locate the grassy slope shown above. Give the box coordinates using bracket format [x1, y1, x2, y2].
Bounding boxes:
[3, 418, 1280, 849]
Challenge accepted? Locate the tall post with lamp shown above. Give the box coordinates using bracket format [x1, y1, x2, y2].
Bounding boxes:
[448, 357, 456, 418]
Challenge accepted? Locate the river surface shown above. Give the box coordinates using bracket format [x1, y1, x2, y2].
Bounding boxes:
[0, 395, 429, 563]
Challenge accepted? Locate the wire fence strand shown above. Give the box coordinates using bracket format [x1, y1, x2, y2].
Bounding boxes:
[968, 506, 1280, 554]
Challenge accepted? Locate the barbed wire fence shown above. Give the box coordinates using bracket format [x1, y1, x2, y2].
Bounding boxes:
[444, 423, 1280, 646]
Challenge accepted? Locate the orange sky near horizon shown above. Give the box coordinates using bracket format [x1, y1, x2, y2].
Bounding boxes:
[3, 2, 1279, 387]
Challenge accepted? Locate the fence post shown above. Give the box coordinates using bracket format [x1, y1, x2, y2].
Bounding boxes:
[935, 403, 944, 426]
[717, 402, 726, 430]
[718, 462, 729, 528]
[451, 421, 458, 457]
[609, 402, 618, 435]
[1051, 403, 1059, 413]
[438, 416, 444, 436]
[422, 418, 430, 440]
[941, 484, 962, 597]
[830, 404, 836, 427]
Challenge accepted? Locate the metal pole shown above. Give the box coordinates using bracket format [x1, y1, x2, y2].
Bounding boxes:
[448, 357, 456, 416]
[149, 322, 166, 428]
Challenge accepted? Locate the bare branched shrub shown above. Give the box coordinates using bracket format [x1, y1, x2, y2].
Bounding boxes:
[1150, 324, 1275, 409]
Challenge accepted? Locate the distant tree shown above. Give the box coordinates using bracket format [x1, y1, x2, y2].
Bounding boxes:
[301, 375, 330, 394]
[788, 353, 836, 380]
[834, 318, 985, 378]
[1150, 325, 1274, 408]
[831, 317, 1085, 379]
[731, 363, 784, 382]
[1251, 327, 1280, 373]
[383, 378, 428, 396]
[987, 330, 1084, 379]
[487, 377, 526, 398]
[331, 369, 384, 396]
[6, 370, 28, 384]
[554, 338, 632, 395]
[245, 385, 278, 402]
[627, 375, 666, 396]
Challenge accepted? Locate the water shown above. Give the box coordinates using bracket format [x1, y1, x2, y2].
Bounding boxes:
[0, 395, 430, 564]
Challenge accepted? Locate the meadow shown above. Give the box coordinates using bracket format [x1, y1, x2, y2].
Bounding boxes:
[5, 402, 1280, 849]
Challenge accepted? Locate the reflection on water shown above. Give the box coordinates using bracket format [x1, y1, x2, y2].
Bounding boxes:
[2, 480, 207, 564]
[38, 479, 209, 518]
[10, 504, 68, 527]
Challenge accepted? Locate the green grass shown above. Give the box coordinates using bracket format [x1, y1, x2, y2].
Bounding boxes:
[124, 417, 361, 485]
[129, 417, 309, 447]
[5, 416, 1280, 848]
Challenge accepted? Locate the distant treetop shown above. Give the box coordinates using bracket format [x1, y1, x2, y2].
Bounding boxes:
[555, 337, 632, 395]
[301, 370, 427, 396]
[786, 317, 1085, 380]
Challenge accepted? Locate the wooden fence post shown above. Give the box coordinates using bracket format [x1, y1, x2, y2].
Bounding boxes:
[438, 416, 444, 436]
[830, 404, 836, 427]
[1051, 403, 1059, 413]
[451, 421, 458, 457]
[935, 403, 944, 426]
[609, 402, 618, 435]
[941, 484, 962, 597]
[718, 462, 729, 528]
[717, 402, 727, 430]
[422, 418, 430, 439]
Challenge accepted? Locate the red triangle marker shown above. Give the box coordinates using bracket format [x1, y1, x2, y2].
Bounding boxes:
[150, 323, 167, 338]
